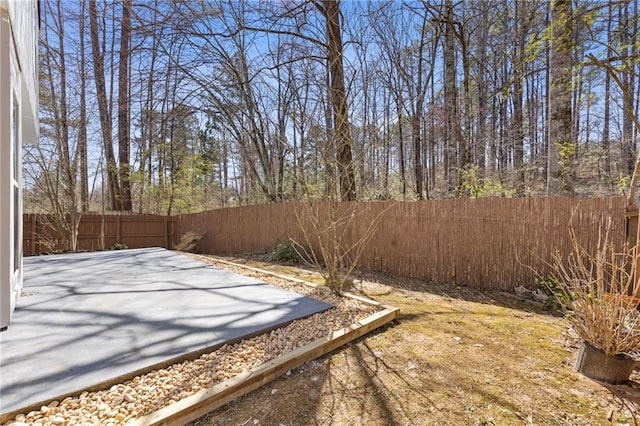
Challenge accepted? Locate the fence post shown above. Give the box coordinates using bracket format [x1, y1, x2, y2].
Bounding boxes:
[626, 205, 639, 297]
[173, 217, 177, 248]
[626, 206, 638, 247]
[116, 215, 121, 244]
[31, 214, 36, 255]
[170, 218, 176, 249]
[164, 216, 168, 249]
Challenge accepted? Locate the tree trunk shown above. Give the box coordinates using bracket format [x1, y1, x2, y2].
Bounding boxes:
[457, 20, 472, 179]
[89, 0, 121, 209]
[621, 1, 636, 177]
[78, 0, 89, 212]
[475, 13, 488, 173]
[547, 0, 574, 195]
[320, 0, 356, 201]
[397, 96, 406, 198]
[602, 2, 612, 180]
[444, 0, 458, 193]
[117, 0, 132, 210]
[412, 17, 428, 200]
[512, 0, 525, 196]
[323, 61, 335, 198]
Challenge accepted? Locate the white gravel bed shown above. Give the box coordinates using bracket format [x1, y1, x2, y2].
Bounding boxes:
[2, 257, 380, 426]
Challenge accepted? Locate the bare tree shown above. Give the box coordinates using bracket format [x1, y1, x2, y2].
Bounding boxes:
[30, 0, 640, 211]
[77, 0, 89, 212]
[512, 0, 527, 195]
[314, 0, 356, 201]
[36, 0, 82, 250]
[405, 4, 437, 200]
[547, 0, 574, 195]
[620, 0, 637, 178]
[602, 1, 613, 181]
[443, 0, 459, 192]
[89, 0, 121, 209]
[117, 0, 132, 210]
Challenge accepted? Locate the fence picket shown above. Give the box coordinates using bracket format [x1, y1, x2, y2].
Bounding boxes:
[23, 213, 176, 255]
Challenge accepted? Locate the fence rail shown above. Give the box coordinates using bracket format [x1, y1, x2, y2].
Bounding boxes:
[23, 213, 176, 256]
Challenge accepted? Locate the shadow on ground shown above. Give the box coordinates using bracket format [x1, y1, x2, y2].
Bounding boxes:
[226, 253, 556, 316]
[194, 255, 640, 425]
[602, 378, 640, 424]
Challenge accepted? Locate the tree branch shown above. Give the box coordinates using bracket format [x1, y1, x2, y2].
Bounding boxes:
[586, 53, 640, 207]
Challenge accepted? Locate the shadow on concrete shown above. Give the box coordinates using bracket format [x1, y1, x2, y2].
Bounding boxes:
[0, 248, 332, 414]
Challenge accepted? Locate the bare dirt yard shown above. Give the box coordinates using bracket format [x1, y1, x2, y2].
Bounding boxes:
[191, 256, 640, 426]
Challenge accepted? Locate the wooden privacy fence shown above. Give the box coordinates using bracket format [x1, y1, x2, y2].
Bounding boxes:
[23, 213, 176, 256]
[23, 197, 631, 290]
[176, 197, 629, 291]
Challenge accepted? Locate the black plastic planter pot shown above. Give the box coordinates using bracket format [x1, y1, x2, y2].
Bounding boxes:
[575, 341, 639, 384]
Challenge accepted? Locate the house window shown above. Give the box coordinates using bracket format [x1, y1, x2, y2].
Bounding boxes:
[13, 94, 18, 178]
[12, 92, 20, 274]
[13, 188, 19, 273]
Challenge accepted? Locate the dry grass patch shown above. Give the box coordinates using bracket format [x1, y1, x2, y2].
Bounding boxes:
[191, 257, 640, 426]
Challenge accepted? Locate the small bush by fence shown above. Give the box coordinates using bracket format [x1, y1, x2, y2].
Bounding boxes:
[23, 213, 176, 255]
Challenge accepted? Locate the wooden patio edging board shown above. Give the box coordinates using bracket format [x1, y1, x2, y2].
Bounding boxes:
[129, 256, 399, 426]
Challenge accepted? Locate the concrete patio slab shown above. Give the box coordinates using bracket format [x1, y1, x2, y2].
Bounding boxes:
[0, 248, 333, 414]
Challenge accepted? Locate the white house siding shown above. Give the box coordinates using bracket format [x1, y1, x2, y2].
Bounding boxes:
[4, 0, 38, 145]
[0, 0, 38, 331]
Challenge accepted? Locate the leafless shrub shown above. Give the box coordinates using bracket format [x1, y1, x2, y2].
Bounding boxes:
[293, 200, 389, 294]
[549, 222, 640, 358]
[175, 231, 204, 253]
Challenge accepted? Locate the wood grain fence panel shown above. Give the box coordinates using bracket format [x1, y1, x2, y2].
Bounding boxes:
[23, 214, 175, 255]
[25, 197, 629, 290]
[176, 196, 627, 291]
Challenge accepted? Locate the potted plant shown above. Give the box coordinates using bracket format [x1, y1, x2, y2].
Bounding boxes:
[548, 225, 640, 384]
